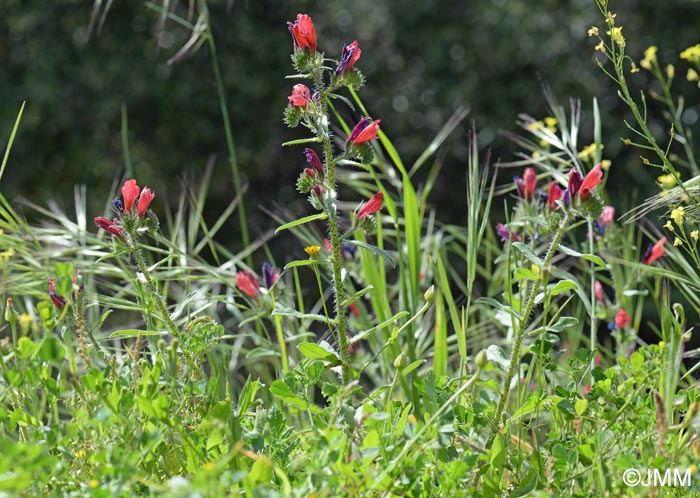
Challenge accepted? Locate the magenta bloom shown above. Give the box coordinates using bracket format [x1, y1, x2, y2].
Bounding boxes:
[594, 280, 604, 303]
[642, 237, 666, 265]
[495, 223, 518, 243]
[94, 216, 123, 236]
[289, 84, 311, 107]
[288, 14, 317, 53]
[347, 117, 381, 146]
[357, 191, 384, 219]
[137, 187, 155, 217]
[236, 270, 260, 298]
[262, 262, 279, 289]
[337, 40, 361, 74]
[48, 279, 66, 309]
[567, 164, 604, 201]
[121, 179, 140, 211]
[304, 148, 323, 174]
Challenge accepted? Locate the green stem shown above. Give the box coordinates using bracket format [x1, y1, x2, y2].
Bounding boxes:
[269, 290, 289, 374]
[75, 291, 108, 364]
[588, 219, 597, 380]
[127, 230, 180, 339]
[474, 210, 571, 486]
[206, 23, 251, 266]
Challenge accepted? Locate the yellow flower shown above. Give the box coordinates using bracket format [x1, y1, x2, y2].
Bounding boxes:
[527, 120, 543, 131]
[203, 462, 216, 471]
[640, 46, 657, 70]
[605, 12, 617, 24]
[630, 63, 639, 74]
[588, 27, 599, 37]
[531, 264, 541, 275]
[671, 206, 685, 225]
[89, 479, 99, 488]
[658, 340, 666, 348]
[606, 27, 625, 48]
[657, 173, 680, 189]
[680, 44, 700, 64]
[690, 464, 698, 474]
[304, 245, 321, 257]
[601, 159, 612, 171]
[0, 248, 14, 262]
[688, 68, 699, 82]
[692, 230, 699, 241]
[666, 64, 675, 79]
[544, 116, 557, 129]
[595, 42, 606, 53]
[674, 237, 683, 247]
[532, 150, 541, 159]
[664, 220, 674, 232]
[577, 143, 603, 161]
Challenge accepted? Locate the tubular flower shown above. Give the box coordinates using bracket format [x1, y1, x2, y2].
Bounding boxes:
[594, 280, 604, 303]
[547, 182, 563, 209]
[357, 191, 383, 219]
[642, 237, 666, 265]
[48, 279, 66, 309]
[262, 262, 279, 289]
[236, 270, 260, 298]
[522, 167, 537, 200]
[595, 205, 615, 235]
[495, 223, 519, 243]
[336, 40, 361, 74]
[566, 164, 604, 202]
[615, 308, 631, 329]
[94, 216, 123, 236]
[137, 187, 155, 217]
[288, 84, 311, 107]
[287, 14, 316, 53]
[304, 148, 323, 174]
[121, 179, 140, 211]
[347, 117, 381, 146]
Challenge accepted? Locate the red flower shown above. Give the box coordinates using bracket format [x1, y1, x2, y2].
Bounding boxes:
[287, 14, 316, 53]
[94, 216, 123, 236]
[348, 302, 360, 317]
[522, 167, 537, 200]
[288, 84, 311, 107]
[304, 148, 323, 174]
[615, 308, 631, 329]
[579, 163, 604, 200]
[642, 237, 666, 265]
[357, 191, 383, 219]
[236, 270, 260, 298]
[121, 179, 140, 211]
[337, 40, 361, 74]
[48, 278, 66, 309]
[347, 117, 381, 146]
[598, 205, 615, 227]
[547, 182, 563, 209]
[137, 187, 155, 217]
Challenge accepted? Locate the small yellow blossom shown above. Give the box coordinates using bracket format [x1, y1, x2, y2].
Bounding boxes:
[690, 464, 698, 474]
[692, 230, 699, 241]
[203, 462, 216, 471]
[680, 44, 700, 64]
[659, 340, 666, 348]
[640, 46, 657, 70]
[688, 68, 699, 82]
[532, 150, 541, 159]
[0, 248, 14, 262]
[544, 117, 557, 129]
[657, 173, 680, 189]
[630, 63, 639, 73]
[595, 42, 606, 53]
[671, 206, 685, 225]
[539, 139, 549, 148]
[664, 220, 674, 232]
[527, 120, 543, 131]
[531, 264, 541, 275]
[605, 12, 617, 24]
[89, 479, 99, 488]
[601, 159, 612, 171]
[674, 237, 683, 247]
[578, 143, 604, 162]
[588, 27, 599, 37]
[606, 27, 625, 48]
[304, 245, 321, 257]
[666, 64, 675, 79]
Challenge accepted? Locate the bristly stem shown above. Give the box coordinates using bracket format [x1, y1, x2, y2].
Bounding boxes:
[126, 229, 180, 340]
[315, 72, 351, 384]
[474, 210, 571, 486]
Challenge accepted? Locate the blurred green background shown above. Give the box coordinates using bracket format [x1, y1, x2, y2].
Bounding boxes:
[2, 0, 700, 249]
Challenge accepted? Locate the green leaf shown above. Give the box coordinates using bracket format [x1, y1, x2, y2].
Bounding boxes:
[341, 286, 374, 306]
[272, 307, 334, 324]
[549, 279, 578, 296]
[514, 267, 541, 281]
[109, 329, 167, 338]
[275, 213, 328, 234]
[575, 398, 588, 416]
[401, 360, 425, 377]
[512, 242, 544, 266]
[345, 240, 395, 268]
[490, 432, 506, 469]
[270, 380, 309, 410]
[297, 342, 339, 361]
[284, 259, 325, 270]
[476, 297, 521, 320]
[281, 137, 321, 147]
[558, 245, 607, 268]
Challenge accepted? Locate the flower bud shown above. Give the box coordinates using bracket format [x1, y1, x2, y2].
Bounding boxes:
[424, 285, 435, 303]
[4, 298, 17, 325]
[475, 350, 489, 369]
[393, 351, 409, 370]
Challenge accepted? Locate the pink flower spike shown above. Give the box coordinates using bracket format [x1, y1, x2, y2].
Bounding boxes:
[94, 216, 123, 236]
[121, 179, 140, 211]
[288, 84, 311, 107]
[287, 14, 316, 53]
[547, 182, 563, 209]
[357, 191, 383, 219]
[236, 270, 260, 298]
[615, 308, 631, 329]
[523, 167, 537, 201]
[598, 206, 615, 227]
[337, 40, 362, 74]
[594, 280, 604, 303]
[579, 163, 604, 200]
[137, 187, 155, 217]
[642, 237, 666, 265]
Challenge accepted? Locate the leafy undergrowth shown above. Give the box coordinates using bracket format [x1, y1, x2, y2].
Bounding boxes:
[2, 1, 700, 497]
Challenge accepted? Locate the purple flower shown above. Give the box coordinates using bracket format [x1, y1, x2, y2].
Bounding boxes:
[262, 262, 279, 289]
